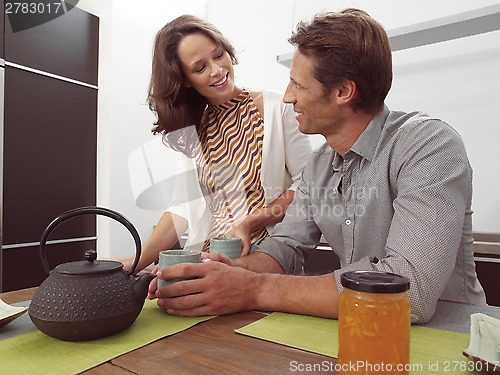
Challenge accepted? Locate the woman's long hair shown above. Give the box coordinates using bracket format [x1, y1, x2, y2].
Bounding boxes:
[148, 15, 238, 156]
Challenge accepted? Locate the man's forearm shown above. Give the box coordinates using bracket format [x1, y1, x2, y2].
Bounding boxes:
[234, 252, 340, 318]
[252, 272, 340, 318]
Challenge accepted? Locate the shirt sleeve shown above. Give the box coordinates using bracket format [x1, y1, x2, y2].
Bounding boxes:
[281, 102, 312, 191]
[166, 151, 202, 221]
[334, 119, 472, 323]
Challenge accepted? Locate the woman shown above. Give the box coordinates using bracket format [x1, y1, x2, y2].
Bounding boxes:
[123, 15, 311, 273]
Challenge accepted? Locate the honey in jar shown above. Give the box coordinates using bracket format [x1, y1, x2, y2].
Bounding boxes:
[338, 271, 410, 375]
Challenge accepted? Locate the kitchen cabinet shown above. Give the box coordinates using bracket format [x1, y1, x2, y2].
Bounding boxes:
[475, 259, 500, 307]
[473, 233, 500, 307]
[0, 1, 4, 59]
[4, 2, 98, 85]
[277, 4, 500, 66]
[3, 67, 97, 244]
[0, 5, 99, 291]
[303, 238, 340, 275]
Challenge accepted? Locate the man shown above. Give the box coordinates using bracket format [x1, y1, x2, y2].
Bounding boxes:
[149, 8, 486, 323]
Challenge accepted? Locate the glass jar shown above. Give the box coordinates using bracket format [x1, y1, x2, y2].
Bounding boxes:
[338, 271, 410, 375]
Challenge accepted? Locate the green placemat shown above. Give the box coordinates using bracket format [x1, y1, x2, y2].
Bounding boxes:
[0, 300, 214, 375]
[236, 312, 477, 374]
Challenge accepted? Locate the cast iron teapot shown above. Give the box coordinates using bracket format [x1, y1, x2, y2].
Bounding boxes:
[28, 206, 156, 341]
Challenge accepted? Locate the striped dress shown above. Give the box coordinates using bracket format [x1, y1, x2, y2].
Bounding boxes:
[195, 90, 268, 251]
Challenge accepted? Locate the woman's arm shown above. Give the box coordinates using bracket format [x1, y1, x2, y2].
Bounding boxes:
[120, 211, 188, 273]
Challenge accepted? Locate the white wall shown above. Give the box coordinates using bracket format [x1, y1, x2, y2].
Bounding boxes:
[388, 23, 500, 234]
[209, 0, 500, 234]
[79, 0, 500, 259]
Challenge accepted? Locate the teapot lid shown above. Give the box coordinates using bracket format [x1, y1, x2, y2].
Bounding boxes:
[53, 250, 123, 275]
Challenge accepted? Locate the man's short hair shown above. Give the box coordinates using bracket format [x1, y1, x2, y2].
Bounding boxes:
[289, 8, 393, 114]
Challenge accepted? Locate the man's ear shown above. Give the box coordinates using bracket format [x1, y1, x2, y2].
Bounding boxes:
[336, 79, 356, 104]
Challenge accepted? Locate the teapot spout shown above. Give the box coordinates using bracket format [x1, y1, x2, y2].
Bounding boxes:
[132, 273, 157, 302]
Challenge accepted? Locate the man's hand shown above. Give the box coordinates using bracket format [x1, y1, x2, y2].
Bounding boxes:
[148, 261, 259, 317]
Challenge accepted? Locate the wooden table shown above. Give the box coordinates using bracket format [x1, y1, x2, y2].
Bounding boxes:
[1, 288, 336, 375]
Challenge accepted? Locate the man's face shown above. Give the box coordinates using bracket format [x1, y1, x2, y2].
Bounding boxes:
[283, 50, 339, 138]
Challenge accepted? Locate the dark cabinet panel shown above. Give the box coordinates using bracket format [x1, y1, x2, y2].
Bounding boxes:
[4, 5, 98, 85]
[0, 1, 4, 58]
[475, 256, 500, 307]
[3, 66, 97, 245]
[303, 248, 340, 275]
[1, 5, 98, 292]
[1, 240, 97, 292]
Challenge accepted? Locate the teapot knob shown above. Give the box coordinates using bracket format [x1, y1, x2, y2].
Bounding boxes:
[85, 250, 97, 263]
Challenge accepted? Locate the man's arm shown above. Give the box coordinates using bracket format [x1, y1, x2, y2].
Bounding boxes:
[332, 118, 474, 323]
[253, 271, 340, 318]
[151, 257, 340, 318]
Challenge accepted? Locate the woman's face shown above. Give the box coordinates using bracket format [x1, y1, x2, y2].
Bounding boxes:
[177, 32, 238, 105]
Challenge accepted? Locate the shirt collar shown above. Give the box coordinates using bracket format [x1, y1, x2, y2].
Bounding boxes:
[349, 105, 390, 162]
[331, 151, 343, 172]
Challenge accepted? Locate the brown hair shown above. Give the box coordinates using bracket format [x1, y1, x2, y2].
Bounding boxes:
[148, 15, 238, 155]
[289, 8, 392, 114]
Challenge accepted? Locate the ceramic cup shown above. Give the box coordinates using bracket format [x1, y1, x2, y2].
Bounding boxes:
[157, 249, 201, 288]
[209, 237, 242, 259]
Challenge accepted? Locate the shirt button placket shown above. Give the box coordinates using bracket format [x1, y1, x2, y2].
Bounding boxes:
[342, 155, 356, 263]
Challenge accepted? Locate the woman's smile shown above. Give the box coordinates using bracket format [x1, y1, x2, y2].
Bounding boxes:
[211, 73, 229, 88]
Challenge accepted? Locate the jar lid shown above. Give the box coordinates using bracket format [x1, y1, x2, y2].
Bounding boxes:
[340, 271, 410, 293]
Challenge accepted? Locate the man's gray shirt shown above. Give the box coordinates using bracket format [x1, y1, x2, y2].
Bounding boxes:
[252, 106, 486, 323]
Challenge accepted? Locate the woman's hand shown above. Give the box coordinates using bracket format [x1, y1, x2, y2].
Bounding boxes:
[202, 251, 240, 266]
[116, 256, 135, 272]
[225, 190, 296, 257]
[226, 221, 252, 256]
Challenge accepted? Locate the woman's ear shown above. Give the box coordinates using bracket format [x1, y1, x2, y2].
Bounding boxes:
[183, 80, 191, 88]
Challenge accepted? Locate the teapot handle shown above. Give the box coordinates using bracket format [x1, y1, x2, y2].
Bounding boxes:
[39, 206, 141, 276]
